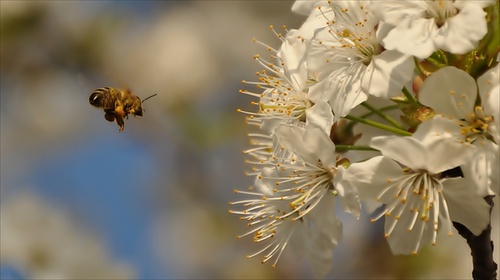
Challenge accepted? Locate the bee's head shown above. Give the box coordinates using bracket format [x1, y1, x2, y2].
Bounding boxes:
[89, 91, 104, 107]
[135, 94, 157, 116]
[134, 105, 144, 116]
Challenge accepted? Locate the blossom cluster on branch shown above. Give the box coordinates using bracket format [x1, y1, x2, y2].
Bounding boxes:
[230, 0, 499, 277]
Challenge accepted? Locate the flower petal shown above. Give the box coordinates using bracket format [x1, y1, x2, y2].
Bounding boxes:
[371, 133, 473, 173]
[478, 64, 500, 143]
[275, 123, 336, 167]
[434, 4, 488, 54]
[361, 50, 414, 98]
[443, 177, 491, 236]
[381, 17, 439, 59]
[304, 194, 340, 278]
[334, 166, 361, 219]
[419, 66, 477, 119]
[306, 101, 334, 136]
[345, 156, 403, 201]
[385, 208, 435, 255]
[278, 29, 308, 90]
[302, 124, 337, 167]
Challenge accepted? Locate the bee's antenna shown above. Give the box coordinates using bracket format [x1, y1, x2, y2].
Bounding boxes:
[142, 94, 158, 103]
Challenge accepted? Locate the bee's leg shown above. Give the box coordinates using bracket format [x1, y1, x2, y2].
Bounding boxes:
[113, 106, 126, 132]
[115, 115, 125, 132]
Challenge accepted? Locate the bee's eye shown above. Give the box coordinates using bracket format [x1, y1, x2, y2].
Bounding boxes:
[89, 92, 101, 106]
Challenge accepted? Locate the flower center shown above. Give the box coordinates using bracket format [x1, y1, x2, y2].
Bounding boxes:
[371, 167, 455, 253]
[425, 0, 459, 27]
[460, 105, 495, 143]
[258, 88, 311, 121]
[318, 2, 381, 66]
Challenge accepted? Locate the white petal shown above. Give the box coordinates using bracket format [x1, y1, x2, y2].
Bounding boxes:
[385, 208, 435, 255]
[291, 0, 322, 16]
[434, 4, 488, 54]
[293, 2, 331, 40]
[371, 134, 473, 173]
[306, 101, 334, 136]
[361, 50, 414, 98]
[278, 29, 309, 90]
[412, 115, 465, 145]
[334, 166, 361, 219]
[443, 177, 491, 236]
[381, 17, 439, 59]
[462, 142, 500, 196]
[275, 124, 315, 163]
[478, 64, 500, 143]
[345, 156, 403, 201]
[275, 123, 336, 167]
[303, 123, 337, 167]
[370, 0, 427, 26]
[304, 194, 340, 278]
[454, 0, 495, 9]
[322, 71, 368, 119]
[419, 66, 477, 119]
[478, 63, 500, 114]
[254, 167, 278, 195]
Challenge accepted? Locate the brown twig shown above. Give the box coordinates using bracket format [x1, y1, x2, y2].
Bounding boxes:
[453, 195, 497, 280]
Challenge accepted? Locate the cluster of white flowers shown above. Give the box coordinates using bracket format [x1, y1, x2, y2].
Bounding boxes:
[230, 0, 499, 277]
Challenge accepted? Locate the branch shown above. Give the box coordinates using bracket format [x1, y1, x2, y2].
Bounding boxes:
[453, 195, 498, 280]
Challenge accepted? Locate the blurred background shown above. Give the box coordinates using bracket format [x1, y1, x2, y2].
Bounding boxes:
[1, 1, 498, 279]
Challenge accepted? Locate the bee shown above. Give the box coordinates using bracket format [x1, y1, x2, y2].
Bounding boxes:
[89, 87, 157, 132]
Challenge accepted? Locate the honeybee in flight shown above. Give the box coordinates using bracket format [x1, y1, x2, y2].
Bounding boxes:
[89, 87, 157, 132]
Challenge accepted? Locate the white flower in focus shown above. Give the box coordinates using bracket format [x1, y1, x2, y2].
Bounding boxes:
[239, 28, 334, 135]
[230, 124, 359, 276]
[419, 66, 499, 195]
[307, 0, 414, 119]
[346, 122, 491, 255]
[371, 0, 494, 59]
[0, 192, 135, 279]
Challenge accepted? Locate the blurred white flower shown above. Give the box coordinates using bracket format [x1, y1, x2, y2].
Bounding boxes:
[0, 192, 135, 279]
[371, 0, 494, 58]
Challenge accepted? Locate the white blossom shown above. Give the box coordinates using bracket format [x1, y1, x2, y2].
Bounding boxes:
[346, 122, 491, 254]
[371, 0, 494, 58]
[230, 124, 359, 276]
[239, 28, 334, 135]
[306, 0, 414, 120]
[419, 66, 499, 195]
